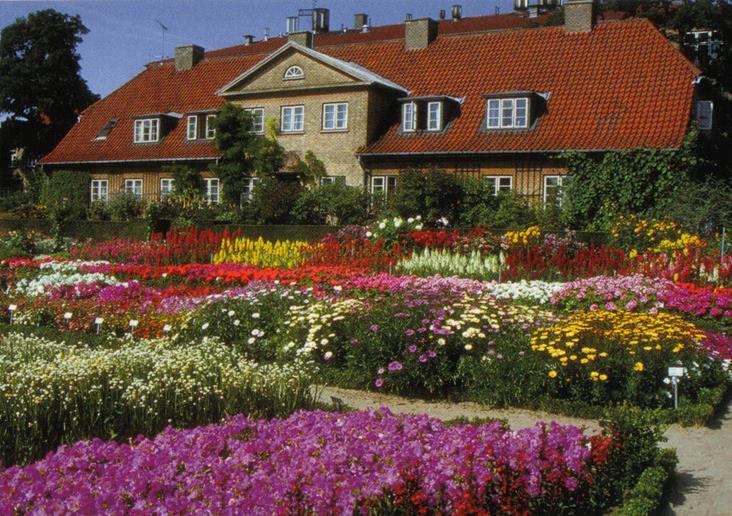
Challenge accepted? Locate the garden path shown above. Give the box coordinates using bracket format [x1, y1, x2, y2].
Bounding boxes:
[316, 386, 732, 516]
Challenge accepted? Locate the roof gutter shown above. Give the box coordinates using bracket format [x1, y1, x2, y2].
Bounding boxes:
[41, 156, 220, 166]
[357, 146, 683, 157]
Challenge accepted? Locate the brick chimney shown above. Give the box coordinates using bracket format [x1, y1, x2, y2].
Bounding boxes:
[175, 45, 204, 72]
[288, 31, 314, 48]
[405, 18, 438, 50]
[354, 13, 368, 31]
[564, 0, 595, 33]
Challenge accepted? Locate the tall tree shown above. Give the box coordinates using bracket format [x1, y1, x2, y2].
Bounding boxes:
[0, 9, 98, 187]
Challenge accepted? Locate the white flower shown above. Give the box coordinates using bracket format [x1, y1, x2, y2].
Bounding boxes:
[233, 320, 240, 326]
[247, 337, 256, 344]
[323, 351, 333, 360]
[227, 310, 235, 317]
[365, 231, 373, 238]
[378, 222, 386, 229]
[407, 217, 414, 224]
[201, 323, 209, 330]
[464, 344, 473, 351]
[252, 312, 260, 319]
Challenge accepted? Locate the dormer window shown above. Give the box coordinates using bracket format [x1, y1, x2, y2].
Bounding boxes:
[284, 65, 304, 80]
[186, 115, 198, 141]
[205, 114, 216, 139]
[402, 102, 416, 132]
[427, 101, 442, 131]
[486, 97, 529, 129]
[133, 118, 160, 143]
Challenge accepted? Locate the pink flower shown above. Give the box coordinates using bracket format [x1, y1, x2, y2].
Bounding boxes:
[604, 302, 617, 311]
[374, 378, 384, 388]
[388, 361, 403, 372]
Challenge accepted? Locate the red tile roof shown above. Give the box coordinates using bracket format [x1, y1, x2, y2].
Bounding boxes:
[41, 15, 699, 165]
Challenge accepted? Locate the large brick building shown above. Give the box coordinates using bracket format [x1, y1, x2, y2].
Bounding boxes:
[40, 1, 708, 206]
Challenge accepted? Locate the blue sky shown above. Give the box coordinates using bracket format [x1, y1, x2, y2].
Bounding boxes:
[1, 0, 517, 97]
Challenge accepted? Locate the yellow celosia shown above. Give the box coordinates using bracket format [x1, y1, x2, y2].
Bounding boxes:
[213, 237, 312, 268]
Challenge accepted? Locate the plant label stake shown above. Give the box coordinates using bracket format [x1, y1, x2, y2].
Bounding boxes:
[163, 324, 172, 334]
[64, 312, 73, 321]
[668, 367, 686, 409]
[95, 317, 104, 335]
[129, 319, 138, 335]
[8, 304, 17, 324]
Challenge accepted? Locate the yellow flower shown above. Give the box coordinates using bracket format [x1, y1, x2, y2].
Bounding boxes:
[599, 374, 608, 382]
[634, 362, 644, 372]
[548, 370, 558, 378]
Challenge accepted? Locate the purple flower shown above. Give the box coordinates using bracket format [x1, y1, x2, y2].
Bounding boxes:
[369, 324, 380, 333]
[374, 378, 384, 388]
[387, 361, 403, 372]
[418, 354, 428, 363]
[405, 329, 415, 337]
[604, 302, 617, 311]
[408, 345, 417, 353]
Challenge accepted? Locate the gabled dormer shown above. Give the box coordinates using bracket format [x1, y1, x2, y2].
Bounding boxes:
[482, 91, 548, 131]
[399, 96, 462, 134]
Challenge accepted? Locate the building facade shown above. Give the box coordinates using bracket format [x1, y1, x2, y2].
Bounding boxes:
[40, 1, 707, 206]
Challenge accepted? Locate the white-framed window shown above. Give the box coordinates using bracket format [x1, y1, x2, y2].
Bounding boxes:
[402, 102, 416, 132]
[322, 102, 348, 131]
[484, 175, 513, 196]
[696, 100, 713, 131]
[205, 115, 216, 139]
[543, 175, 564, 206]
[160, 178, 174, 199]
[245, 108, 265, 134]
[320, 176, 335, 186]
[486, 98, 529, 129]
[241, 177, 259, 205]
[205, 177, 220, 205]
[124, 179, 143, 198]
[90, 179, 109, 202]
[284, 65, 304, 80]
[133, 118, 160, 143]
[427, 101, 442, 131]
[281, 105, 305, 133]
[186, 116, 198, 140]
[9, 150, 19, 168]
[370, 175, 397, 198]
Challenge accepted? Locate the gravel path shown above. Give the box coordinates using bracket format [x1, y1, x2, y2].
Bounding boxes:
[316, 386, 732, 516]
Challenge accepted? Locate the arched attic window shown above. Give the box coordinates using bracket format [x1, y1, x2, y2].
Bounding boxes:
[284, 65, 304, 80]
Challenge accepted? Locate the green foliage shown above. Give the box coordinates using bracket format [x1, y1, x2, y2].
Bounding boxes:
[562, 135, 700, 230]
[393, 168, 463, 225]
[663, 177, 732, 235]
[88, 201, 110, 221]
[39, 170, 90, 220]
[211, 104, 285, 204]
[108, 192, 142, 222]
[290, 150, 326, 186]
[165, 164, 203, 196]
[491, 191, 538, 230]
[0, 9, 98, 170]
[292, 182, 369, 225]
[250, 177, 303, 224]
[457, 177, 498, 227]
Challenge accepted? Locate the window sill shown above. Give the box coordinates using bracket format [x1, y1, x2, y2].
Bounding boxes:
[279, 131, 306, 135]
[320, 128, 349, 134]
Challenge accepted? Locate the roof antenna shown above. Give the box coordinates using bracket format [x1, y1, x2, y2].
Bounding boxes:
[154, 19, 168, 59]
[495, 6, 500, 15]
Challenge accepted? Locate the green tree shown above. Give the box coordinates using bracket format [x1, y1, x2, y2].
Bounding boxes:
[211, 103, 284, 205]
[0, 10, 98, 188]
[166, 164, 204, 196]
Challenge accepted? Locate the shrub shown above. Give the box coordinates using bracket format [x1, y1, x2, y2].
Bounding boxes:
[292, 182, 369, 225]
[492, 191, 538, 229]
[39, 170, 90, 220]
[393, 168, 463, 225]
[166, 164, 204, 196]
[251, 177, 303, 224]
[457, 176, 499, 226]
[88, 200, 111, 221]
[108, 192, 143, 221]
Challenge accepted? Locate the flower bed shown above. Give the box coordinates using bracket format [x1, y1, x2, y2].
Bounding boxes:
[0, 332, 315, 465]
[0, 408, 627, 514]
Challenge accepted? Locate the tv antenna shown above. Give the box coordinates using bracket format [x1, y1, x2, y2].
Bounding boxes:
[154, 19, 169, 58]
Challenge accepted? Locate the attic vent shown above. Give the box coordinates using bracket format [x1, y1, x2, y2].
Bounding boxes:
[95, 118, 118, 141]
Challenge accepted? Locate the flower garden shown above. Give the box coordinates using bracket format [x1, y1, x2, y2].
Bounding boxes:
[0, 217, 729, 513]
